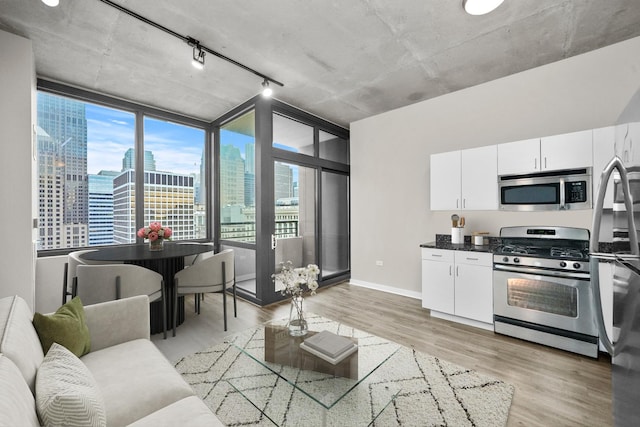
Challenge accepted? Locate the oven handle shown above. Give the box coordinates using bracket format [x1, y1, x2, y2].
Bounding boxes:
[493, 264, 590, 281]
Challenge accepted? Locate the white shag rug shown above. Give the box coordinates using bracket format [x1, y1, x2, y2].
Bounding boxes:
[175, 316, 514, 426]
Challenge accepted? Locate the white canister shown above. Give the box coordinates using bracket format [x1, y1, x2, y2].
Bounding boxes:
[473, 235, 484, 245]
[451, 227, 464, 244]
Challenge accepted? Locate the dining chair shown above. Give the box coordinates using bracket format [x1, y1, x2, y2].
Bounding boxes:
[182, 242, 215, 266]
[173, 249, 236, 336]
[62, 250, 122, 306]
[76, 264, 167, 339]
[180, 242, 215, 313]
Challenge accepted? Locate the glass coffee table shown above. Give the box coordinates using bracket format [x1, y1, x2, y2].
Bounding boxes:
[227, 314, 402, 426]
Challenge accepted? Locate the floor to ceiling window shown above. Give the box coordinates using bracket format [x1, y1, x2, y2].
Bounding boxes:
[215, 97, 350, 306]
[219, 108, 257, 295]
[141, 117, 206, 242]
[36, 82, 211, 253]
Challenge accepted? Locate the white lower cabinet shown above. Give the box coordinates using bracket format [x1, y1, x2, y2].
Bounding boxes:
[421, 248, 493, 330]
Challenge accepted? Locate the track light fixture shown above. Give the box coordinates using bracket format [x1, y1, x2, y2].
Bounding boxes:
[191, 42, 205, 70]
[97, 0, 284, 93]
[261, 80, 273, 98]
[42, 0, 60, 7]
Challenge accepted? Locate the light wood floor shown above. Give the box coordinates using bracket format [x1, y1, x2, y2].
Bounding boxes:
[151, 282, 612, 427]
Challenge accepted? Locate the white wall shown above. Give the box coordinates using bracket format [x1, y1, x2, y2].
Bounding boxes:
[0, 30, 37, 309]
[351, 36, 640, 296]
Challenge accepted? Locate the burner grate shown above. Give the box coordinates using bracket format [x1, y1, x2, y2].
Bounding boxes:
[550, 247, 585, 259]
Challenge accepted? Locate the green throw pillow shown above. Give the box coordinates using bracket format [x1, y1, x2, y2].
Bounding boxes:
[32, 297, 91, 357]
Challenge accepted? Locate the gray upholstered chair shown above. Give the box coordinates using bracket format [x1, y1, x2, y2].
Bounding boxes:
[173, 249, 236, 336]
[75, 264, 167, 339]
[180, 242, 215, 312]
[62, 250, 122, 306]
[182, 242, 215, 266]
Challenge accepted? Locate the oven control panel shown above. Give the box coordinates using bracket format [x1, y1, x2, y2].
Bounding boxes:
[494, 255, 590, 273]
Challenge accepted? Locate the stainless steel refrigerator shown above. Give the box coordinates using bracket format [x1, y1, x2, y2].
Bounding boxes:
[591, 123, 640, 426]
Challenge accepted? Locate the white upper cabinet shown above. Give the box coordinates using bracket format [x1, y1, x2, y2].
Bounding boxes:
[497, 138, 541, 175]
[540, 129, 593, 171]
[430, 146, 497, 211]
[430, 150, 461, 210]
[498, 131, 593, 176]
[593, 126, 615, 209]
[461, 145, 498, 210]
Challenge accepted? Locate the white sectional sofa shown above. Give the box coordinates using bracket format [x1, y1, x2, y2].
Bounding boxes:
[0, 294, 223, 426]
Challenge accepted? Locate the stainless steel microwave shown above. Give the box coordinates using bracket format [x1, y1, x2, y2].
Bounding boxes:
[499, 168, 592, 211]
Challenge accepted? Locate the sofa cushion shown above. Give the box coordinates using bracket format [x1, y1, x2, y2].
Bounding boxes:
[36, 343, 107, 427]
[127, 396, 224, 427]
[33, 296, 91, 357]
[0, 354, 40, 427]
[81, 338, 194, 426]
[0, 295, 44, 394]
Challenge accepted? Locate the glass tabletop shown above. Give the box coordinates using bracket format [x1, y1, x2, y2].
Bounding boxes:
[228, 314, 401, 410]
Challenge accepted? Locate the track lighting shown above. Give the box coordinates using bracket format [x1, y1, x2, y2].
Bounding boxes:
[261, 80, 273, 97]
[97, 1, 284, 91]
[463, 0, 504, 15]
[42, 0, 59, 6]
[192, 44, 205, 70]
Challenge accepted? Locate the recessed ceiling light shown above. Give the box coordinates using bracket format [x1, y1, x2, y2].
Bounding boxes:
[41, 0, 59, 6]
[463, 0, 504, 16]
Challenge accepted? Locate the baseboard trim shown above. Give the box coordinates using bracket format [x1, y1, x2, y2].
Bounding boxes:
[348, 280, 421, 300]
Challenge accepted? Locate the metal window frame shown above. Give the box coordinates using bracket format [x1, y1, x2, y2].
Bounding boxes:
[36, 79, 213, 257]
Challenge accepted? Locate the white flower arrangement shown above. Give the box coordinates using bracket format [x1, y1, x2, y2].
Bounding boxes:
[273, 261, 320, 298]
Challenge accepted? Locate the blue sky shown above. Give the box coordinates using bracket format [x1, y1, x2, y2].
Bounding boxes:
[86, 102, 298, 181]
[86, 103, 206, 176]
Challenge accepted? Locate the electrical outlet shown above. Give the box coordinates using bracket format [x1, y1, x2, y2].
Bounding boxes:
[375, 260, 383, 266]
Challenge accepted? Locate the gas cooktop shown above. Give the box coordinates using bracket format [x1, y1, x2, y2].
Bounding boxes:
[493, 226, 590, 273]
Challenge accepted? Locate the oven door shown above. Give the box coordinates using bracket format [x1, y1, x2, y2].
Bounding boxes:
[493, 266, 597, 337]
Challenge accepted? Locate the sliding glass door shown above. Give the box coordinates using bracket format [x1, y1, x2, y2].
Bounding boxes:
[273, 162, 317, 292]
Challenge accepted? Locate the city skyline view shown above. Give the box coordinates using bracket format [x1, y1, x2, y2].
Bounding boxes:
[36, 91, 301, 249]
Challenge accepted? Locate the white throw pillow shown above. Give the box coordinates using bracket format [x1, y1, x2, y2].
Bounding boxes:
[36, 343, 107, 427]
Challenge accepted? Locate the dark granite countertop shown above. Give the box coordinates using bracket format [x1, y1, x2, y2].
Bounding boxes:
[420, 234, 616, 255]
[420, 234, 501, 253]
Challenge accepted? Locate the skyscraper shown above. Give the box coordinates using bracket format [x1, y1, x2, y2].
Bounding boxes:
[220, 145, 245, 207]
[275, 162, 294, 202]
[113, 167, 196, 243]
[88, 171, 118, 246]
[122, 148, 156, 171]
[37, 92, 88, 249]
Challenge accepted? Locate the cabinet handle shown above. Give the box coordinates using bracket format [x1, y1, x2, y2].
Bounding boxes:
[456, 266, 459, 276]
[463, 199, 466, 208]
[431, 254, 443, 257]
[449, 265, 452, 276]
[544, 157, 547, 169]
[534, 158, 537, 170]
[466, 257, 479, 261]
[456, 199, 459, 209]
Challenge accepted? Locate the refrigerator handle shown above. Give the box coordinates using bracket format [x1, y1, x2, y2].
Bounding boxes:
[590, 259, 615, 355]
[589, 155, 640, 356]
[590, 156, 639, 256]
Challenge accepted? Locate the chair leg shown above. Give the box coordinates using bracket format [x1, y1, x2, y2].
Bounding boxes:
[222, 288, 227, 331]
[173, 280, 178, 337]
[161, 281, 167, 340]
[62, 263, 69, 306]
[233, 280, 237, 318]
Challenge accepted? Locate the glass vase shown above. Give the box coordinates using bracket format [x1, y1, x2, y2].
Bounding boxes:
[149, 238, 164, 251]
[288, 295, 308, 336]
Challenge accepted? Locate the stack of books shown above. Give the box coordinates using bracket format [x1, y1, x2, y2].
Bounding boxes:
[300, 330, 358, 365]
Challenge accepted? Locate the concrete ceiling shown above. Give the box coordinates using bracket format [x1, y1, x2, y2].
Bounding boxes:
[1, 1, 640, 128]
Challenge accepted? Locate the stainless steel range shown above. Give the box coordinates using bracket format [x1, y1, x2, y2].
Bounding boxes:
[493, 226, 598, 358]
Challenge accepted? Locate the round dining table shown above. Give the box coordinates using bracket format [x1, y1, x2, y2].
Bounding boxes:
[81, 243, 213, 335]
